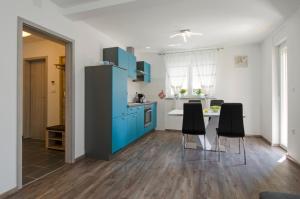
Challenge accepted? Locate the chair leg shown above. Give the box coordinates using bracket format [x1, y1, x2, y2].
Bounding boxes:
[204, 134, 206, 160]
[242, 137, 246, 165]
[218, 135, 221, 162]
[182, 134, 185, 159]
[239, 138, 241, 154]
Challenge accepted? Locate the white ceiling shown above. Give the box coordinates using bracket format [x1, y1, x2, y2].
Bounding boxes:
[52, 0, 300, 52]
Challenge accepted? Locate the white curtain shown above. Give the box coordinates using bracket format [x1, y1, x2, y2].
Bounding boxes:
[164, 50, 218, 97]
[165, 53, 191, 96]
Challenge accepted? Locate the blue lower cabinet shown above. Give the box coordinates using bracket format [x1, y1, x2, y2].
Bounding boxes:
[137, 106, 144, 137]
[112, 116, 127, 153]
[127, 113, 137, 144]
[113, 104, 156, 154]
[151, 103, 157, 129]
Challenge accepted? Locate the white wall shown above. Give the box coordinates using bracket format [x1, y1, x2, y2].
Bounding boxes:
[216, 44, 262, 135]
[0, 0, 120, 194]
[261, 37, 274, 142]
[137, 44, 262, 134]
[261, 7, 300, 163]
[127, 79, 142, 102]
[23, 38, 65, 126]
[136, 52, 166, 130]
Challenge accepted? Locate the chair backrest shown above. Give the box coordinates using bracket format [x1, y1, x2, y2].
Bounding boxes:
[210, 99, 224, 106]
[189, 100, 201, 103]
[182, 103, 206, 135]
[218, 103, 245, 137]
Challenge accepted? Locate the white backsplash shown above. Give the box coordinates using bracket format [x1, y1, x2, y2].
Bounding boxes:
[127, 79, 142, 102]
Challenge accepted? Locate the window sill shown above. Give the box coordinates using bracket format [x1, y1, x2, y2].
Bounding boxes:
[165, 96, 216, 100]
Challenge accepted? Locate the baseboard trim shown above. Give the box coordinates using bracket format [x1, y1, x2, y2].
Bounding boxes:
[74, 154, 86, 163]
[165, 129, 181, 132]
[287, 155, 300, 167]
[260, 135, 272, 145]
[0, 187, 18, 199]
[245, 134, 262, 138]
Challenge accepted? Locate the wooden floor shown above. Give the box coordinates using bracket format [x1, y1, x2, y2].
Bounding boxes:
[7, 131, 300, 199]
[22, 138, 65, 185]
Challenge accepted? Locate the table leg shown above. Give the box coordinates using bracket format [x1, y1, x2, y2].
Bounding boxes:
[198, 116, 226, 152]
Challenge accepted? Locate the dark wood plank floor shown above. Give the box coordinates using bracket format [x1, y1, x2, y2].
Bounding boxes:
[22, 138, 65, 185]
[8, 132, 300, 199]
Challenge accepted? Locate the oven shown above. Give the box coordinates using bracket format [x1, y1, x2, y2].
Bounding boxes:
[144, 105, 152, 127]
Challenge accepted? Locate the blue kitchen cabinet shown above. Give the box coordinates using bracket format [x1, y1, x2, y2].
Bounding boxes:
[137, 61, 151, 83]
[103, 47, 129, 70]
[85, 65, 128, 160]
[151, 103, 157, 129]
[112, 115, 128, 153]
[128, 54, 137, 79]
[127, 113, 138, 144]
[144, 62, 151, 83]
[112, 67, 128, 118]
[143, 103, 157, 134]
[136, 106, 144, 137]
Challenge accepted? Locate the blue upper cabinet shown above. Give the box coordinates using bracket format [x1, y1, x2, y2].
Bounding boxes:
[137, 61, 151, 83]
[128, 54, 137, 80]
[103, 47, 129, 70]
[144, 62, 151, 83]
[103, 47, 137, 79]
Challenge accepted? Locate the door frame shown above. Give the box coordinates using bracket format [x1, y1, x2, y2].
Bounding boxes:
[17, 17, 75, 188]
[278, 42, 288, 150]
[23, 57, 48, 139]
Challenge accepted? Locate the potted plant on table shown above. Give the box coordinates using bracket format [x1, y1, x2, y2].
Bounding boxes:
[194, 88, 202, 96]
[179, 88, 187, 97]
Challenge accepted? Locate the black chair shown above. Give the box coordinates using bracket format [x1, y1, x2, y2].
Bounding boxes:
[189, 100, 201, 103]
[210, 99, 224, 107]
[182, 103, 206, 159]
[216, 103, 246, 164]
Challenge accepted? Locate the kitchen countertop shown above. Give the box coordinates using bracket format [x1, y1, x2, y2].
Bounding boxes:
[127, 101, 157, 107]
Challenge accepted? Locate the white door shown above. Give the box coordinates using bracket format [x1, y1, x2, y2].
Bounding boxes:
[23, 59, 47, 140]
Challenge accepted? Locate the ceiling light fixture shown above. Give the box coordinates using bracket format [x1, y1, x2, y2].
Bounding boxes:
[22, 31, 32, 38]
[170, 29, 203, 43]
[145, 46, 151, 49]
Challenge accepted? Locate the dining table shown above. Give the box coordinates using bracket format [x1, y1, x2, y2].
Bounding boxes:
[168, 109, 245, 151]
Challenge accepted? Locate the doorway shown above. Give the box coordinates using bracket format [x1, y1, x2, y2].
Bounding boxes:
[279, 43, 288, 149]
[17, 18, 75, 188]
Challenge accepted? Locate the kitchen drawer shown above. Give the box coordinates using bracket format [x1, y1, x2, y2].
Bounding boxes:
[127, 107, 138, 114]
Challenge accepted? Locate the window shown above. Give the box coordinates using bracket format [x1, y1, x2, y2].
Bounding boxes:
[167, 67, 188, 96]
[165, 50, 218, 97]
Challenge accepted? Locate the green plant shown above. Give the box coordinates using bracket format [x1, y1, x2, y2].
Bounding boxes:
[179, 89, 187, 95]
[194, 89, 202, 96]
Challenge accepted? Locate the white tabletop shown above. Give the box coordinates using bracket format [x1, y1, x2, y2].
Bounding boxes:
[168, 109, 220, 117]
[168, 109, 245, 118]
